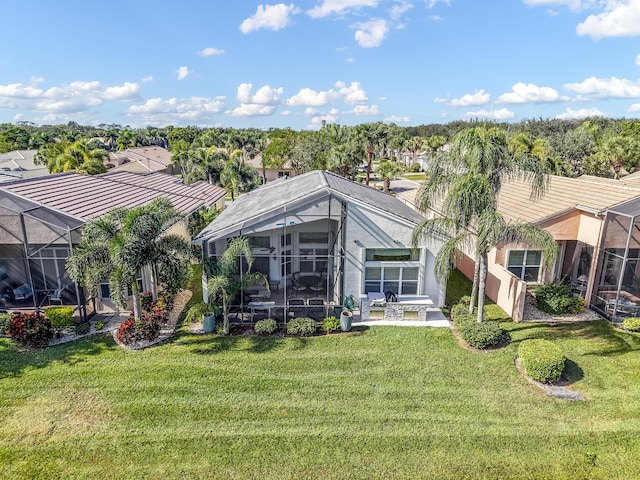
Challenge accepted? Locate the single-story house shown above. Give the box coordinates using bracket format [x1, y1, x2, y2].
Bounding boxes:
[0, 149, 49, 184]
[402, 173, 640, 323]
[193, 170, 445, 322]
[0, 171, 225, 317]
[245, 153, 297, 183]
[106, 146, 175, 174]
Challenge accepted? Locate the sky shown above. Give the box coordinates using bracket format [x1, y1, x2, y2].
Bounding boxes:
[2, 0, 640, 130]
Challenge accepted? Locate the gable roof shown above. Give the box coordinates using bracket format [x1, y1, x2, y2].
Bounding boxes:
[195, 170, 423, 242]
[0, 149, 49, 183]
[0, 171, 225, 221]
[107, 146, 172, 173]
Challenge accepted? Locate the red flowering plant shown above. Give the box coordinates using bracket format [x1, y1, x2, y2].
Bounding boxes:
[116, 311, 164, 345]
[7, 312, 54, 348]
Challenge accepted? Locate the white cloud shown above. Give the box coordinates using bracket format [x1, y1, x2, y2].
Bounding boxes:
[348, 104, 381, 115]
[281, 110, 294, 116]
[309, 113, 340, 129]
[198, 47, 225, 56]
[240, 3, 300, 33]
[428, 15, 444, 21]
[555, 107, 604, 119]
[141, 76, 154, 83]
[577, 1, 640, 39]
[463, 108, 515, 120]
[336, 80, 368, 104]
[176, 66, 190, 80]
[496, 82, 566, 103]
[0, 80, 141, 115]
[308, 0, 378, 19]
[347, 57, 355, 63]
[127, 96, 226, 124]
[563, 76, 640, 98]
[390, 1, 413, 20]
[636, 54, 640, 66]
[629, 103, 640, 112]
[236, 83, 283, 105]
[354, 19, 389, 47]
[226, 104, 278, 117]
[522, 0, 583, 11]
[287, 87, 338, 106]
[384, 115, 410, 123]
[450, 89, 490, 107]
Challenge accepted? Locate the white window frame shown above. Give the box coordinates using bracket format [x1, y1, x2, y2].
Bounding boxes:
[507, 250, 542, 282]
[364, 248, 421, 295]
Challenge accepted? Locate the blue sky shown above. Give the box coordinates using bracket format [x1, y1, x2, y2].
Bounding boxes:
[2, 0, 640, 130]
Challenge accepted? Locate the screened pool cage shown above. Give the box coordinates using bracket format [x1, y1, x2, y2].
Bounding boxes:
[591, 199, 640, 322]
[0, 190, 93, 320]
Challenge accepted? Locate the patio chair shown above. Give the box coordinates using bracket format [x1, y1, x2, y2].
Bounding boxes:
[287, 298, 306, 318]
[307, 298, 326, 319]
[291, 273, 306, 294]
[49, 286, 66, 305]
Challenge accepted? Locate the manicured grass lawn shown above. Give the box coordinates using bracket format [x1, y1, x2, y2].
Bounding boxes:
[1, 316, 640, 479]
[401, 172, 427, 181]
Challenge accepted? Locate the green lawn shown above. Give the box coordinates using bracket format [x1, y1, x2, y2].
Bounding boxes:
[1, 316, 640, 479]
[400, 172, 427, 181]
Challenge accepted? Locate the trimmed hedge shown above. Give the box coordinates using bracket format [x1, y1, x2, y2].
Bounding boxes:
[452, 309, 509, 349]
[254, 318, 278, 335]
[621, 317, 640, 332]
[0, 312, 12, 335]
[534, 283, 584, 315]
[518, 339, 565, 384]
[45, 306, 74, 328]
[287, 317, 317, 336]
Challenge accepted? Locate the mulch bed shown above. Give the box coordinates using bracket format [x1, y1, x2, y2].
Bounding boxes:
[189, 322, 359, 337]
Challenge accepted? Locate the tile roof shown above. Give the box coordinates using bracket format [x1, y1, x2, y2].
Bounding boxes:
[496, 175, 640, 224]
[195, 170, 423, 241]
[0, 171, 225, 220]
[0, 149, 49, 183]
[107, 146, 173, 172]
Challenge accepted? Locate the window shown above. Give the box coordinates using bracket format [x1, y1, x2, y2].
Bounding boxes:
[300, 248, 328, 273]
[280, 233, 292, 277]
[364, 248, 421, 295]
[507, 250, 542, 282]
[299, 232, 329, 244]
[249, 236, 271, 249]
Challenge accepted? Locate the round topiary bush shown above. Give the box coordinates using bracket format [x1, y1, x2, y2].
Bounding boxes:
[322, 316, 340, 333]
[287, 317, 317, 336]
[45, 306, 74, 328]
[456, 320, 508, 349]
[255, 318, 278, 335]
[518, 339, 565, 384]
[621, 317, 640, 332]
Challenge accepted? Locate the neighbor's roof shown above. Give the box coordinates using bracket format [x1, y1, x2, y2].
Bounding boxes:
[496, 174, 640, 224]
[0, 149, 49, 183]
[107, 146, 172, 173]
[0, 170, 225, 221]
[195, 170, 424, 242]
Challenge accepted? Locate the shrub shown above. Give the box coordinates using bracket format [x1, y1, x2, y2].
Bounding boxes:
[75, 322, 91, 335]
[140, 292, 153, 312]
[456, 319, 508, 349]
[45, 306, 74, 328]
[0, 312, 12, 335]
[116, 312, 164, 345]
[156, 292, 175, 312]
[622, 317, 640, 332]
[518, 339, 565, 384]
[409, 162, 422, 172]
[450, 303, 470, 322]
[7, 312, 53, 348]
[534, 283, 584, 315]
[287, 317, 317, 336]
[322, 316, 340, 333]
[94, 320, 106, 330]
[254, 318, 278, 335]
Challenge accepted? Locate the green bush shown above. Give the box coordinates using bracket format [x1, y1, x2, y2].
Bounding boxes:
[450, 303, 469, 322]
[534, 283, 584, 315]
[456, 319, 508, 349]
[255, 318, 278, 335]
[75, 322, 91, 335]
[94, 320, 106, 330]
[0, 312, 12, 335]
[622, 317, 640, 332]
[287, 317, 317, 336]
[518, 339, 565, 384]
[45, 306, 74, 328]
[322, 316, 340, 333]
[409, 162, 422, 172]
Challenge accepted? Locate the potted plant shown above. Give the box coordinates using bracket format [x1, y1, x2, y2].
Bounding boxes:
[340, 294, 356, 332]
[185, 302, 222, 333]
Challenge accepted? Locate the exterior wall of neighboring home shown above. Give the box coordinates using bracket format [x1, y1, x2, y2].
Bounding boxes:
[261, 168, 295, 183]
[343, 202, 445, 307]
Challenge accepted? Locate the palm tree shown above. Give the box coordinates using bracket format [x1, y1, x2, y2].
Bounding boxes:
[413, 126, 554, 322]
[376, 160, 404, 194]
[66, 198, 192, 321]
[207, 237, 265, 335]
[48, 141, 108, 174]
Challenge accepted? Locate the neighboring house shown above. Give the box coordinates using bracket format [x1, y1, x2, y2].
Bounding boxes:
[245, 153, 297, 183]
[0, 149, 49, 184]
[106, 146, 175, 174]
[401, 173, 640, 323]
[193, 170, 445, 322]
[0, 171, 225, 317]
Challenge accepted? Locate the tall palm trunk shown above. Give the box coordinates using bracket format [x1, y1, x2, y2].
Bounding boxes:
[469, 259, 480, 314]
[476, 254, 488, 323]
[222, 294, 230, 335]
[151, 264, 159, 302]
[131, 281, 142, 321]
[383, 178, 390, 194]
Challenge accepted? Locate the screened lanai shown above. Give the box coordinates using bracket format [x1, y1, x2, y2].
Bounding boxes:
[591, 197, 640, 321]
[0, 189, 90, 318]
